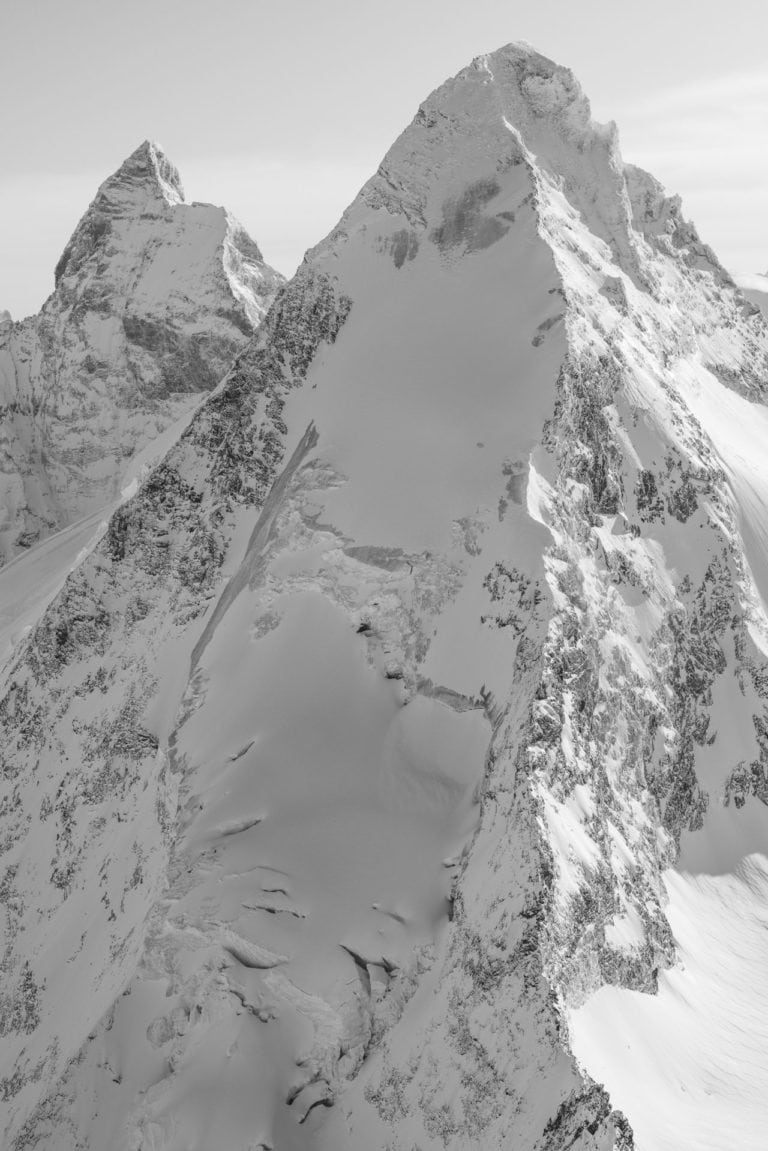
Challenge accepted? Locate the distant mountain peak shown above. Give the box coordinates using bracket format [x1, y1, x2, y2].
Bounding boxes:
[0, 143, 283, 562]
[53, 140, 185, 286]
[106, 138, 186, 206]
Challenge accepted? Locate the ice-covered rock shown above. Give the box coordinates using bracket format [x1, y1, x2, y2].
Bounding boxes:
[3, 42, 768, 1151]
[0, 141, 283, 563]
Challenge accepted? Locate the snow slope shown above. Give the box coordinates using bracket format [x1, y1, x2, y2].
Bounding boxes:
[571, 830, 768, 1151]
[3, 42, 768, 1151]
[0, 141, 283, 563]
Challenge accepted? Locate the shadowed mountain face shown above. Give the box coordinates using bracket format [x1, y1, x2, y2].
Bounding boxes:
[0, 140, 284, 563]
[2, 43, 768, 1151]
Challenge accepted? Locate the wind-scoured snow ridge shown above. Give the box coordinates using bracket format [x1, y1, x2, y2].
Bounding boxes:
[0, 141, 284, 564]
[3, 40, 768, 1151]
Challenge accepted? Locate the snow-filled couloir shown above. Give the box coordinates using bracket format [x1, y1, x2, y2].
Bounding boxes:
[0, 141, 283, 564]
[2, 43, 768, 1151]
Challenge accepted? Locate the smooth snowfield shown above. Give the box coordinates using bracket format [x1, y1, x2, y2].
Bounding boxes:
[571, 810, 768, 1151]
[154, 591, 489, 1149]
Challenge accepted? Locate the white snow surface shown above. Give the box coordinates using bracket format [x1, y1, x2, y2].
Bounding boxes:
[571, 830, 768, 1151]
[3, 41, 768, 1151]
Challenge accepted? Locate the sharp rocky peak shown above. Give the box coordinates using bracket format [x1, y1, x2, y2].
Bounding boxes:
[352, 41, 616, 218]
[0, 140, 283, 563]
[105, 138, 186, 205]
[53, 140, 185, 286]
[334, 39, 723, 291]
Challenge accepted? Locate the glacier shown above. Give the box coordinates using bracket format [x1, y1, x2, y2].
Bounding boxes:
[2, 42, 768, 1151]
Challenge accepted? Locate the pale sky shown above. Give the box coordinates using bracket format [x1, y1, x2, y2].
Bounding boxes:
[2, 0, 767, 319]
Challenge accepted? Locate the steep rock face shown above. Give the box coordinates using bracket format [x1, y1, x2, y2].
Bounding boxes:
[0, 141, 283, 562]
[3, 44, 768, 1151]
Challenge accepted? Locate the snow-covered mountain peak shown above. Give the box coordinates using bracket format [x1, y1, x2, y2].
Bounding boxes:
[363, 43, 607, 204]
[53, 140, 186, 287]
[49, 139, 279, 330]
[476, 42, 596, 129]
[4, 40, 768, 1151]
[330, 40, 724, 297]
[0, 146, 283, 561]
[107, 138, 185, 205]
[333, 42, 597, 228]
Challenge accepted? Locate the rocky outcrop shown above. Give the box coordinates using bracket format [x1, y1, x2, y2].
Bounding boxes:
[0, 141, 283, 562]
[3, 43, 768, 1151]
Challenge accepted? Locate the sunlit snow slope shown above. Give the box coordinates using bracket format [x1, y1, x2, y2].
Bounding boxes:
[0, 141, 283, 563]
[3, 43, 768, 1151]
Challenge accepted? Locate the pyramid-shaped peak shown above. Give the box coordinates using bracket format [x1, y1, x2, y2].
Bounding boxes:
[423, 40, 593, 134]
[343, 40, 612, 248]
[365, 39, 605, 205]
[52, 142, 187, 285]
[101, 139, 185, 206]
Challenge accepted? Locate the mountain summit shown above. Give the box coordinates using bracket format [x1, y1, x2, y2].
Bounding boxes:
[2, 42, 768, 1151]
[0, 142, 283, 562]
[100, 139, 185, 202]
[53, 140, 186, 286]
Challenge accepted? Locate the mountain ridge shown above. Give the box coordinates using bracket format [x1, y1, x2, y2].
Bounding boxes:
[2, 41, 768, 1151]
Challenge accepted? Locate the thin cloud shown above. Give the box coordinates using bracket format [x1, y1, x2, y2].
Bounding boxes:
[618, 70, 768, 117]
[611, 70, 768, 275]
